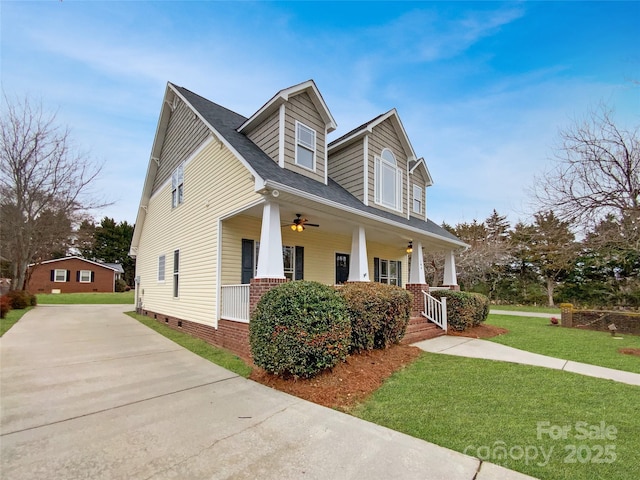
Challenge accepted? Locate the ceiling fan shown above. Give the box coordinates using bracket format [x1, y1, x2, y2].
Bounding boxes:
[290, 213, 319, 232]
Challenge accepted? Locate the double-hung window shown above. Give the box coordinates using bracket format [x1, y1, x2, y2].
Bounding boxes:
[79, 270, 92, 283]
[374, 149, 402, 211]
[295, 121, 316, 171]
[172, 164, 184, 208]
[54, 269, 67, 282]
[413, 185, 423, 214]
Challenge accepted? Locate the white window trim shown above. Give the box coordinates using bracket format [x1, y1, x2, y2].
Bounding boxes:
[173, 249, 180, 298]
[171, 163, 184, 208]
[413, 184, 423, 214]
[79, 270, 92, 283]
[54, 269, 67, 283]
[374, 149, 403, 212]
[158, 254, 166, 283]
[295, 121, 316, 172]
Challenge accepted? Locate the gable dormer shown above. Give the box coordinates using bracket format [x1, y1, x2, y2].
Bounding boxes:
[238, 80, 337, 184]
[328, 109, 420, 219]
[408, 158, 433, 221]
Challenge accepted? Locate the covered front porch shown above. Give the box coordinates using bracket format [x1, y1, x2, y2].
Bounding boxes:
[218, 197, 464, 326]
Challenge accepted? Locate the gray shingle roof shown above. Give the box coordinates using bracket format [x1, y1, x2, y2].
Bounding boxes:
[173, 85, 463, 246]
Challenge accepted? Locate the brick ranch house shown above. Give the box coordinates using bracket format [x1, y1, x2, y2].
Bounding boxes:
[27, 256, 125, 293]
[130, 80, 468, 359]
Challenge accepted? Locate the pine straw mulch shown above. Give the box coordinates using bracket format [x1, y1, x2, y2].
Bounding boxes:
[249, 324, 508, 411]
[619, 348, 640, 357]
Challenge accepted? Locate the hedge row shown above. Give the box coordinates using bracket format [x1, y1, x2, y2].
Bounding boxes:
[0, 290, 37, 318]
[250, 281, 411, 378]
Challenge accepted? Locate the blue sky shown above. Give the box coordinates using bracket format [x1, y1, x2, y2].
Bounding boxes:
[1, 1, 638, 227]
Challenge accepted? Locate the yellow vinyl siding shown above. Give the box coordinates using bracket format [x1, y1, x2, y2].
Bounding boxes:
[220, 218, 406, 287]
[367, 119, 408, 217]
[327, 141, 365, 201]
[137, 138, 260, 326]
[246, 110, 279, 163]
[283, 92, 326, 182]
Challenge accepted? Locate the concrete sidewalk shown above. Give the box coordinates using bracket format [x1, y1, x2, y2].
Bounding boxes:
[414, 336, 640, 387]
[0, 305, 535, 480]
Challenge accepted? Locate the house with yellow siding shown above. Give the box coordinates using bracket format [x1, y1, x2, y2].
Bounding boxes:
[130, 80, 467, 358]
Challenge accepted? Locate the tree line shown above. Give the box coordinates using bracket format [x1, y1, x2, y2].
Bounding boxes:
[427, 208, 639, 308]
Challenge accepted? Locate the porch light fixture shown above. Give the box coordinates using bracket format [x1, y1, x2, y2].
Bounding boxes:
[406, 241, 413, 254]
[291, 223, 304, 232]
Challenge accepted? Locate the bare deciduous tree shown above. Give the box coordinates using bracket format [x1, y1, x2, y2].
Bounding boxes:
[533, 106, 639, 226]
[0, 94, 105, 290]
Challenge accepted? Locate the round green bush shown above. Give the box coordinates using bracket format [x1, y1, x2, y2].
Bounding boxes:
[430, 290, 490, 331]
[338, 282, 411, 351]
[249, 281, 351, 378]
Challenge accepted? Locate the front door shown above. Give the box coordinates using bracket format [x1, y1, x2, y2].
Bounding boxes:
[335, 253, 350, 284]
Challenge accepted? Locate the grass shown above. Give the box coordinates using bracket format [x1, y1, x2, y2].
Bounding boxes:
[490, 304, 561, 314]
[0, 307, 33, 336]
[353, 354, 639, 480]
[126, 312, 252, 378]
[486, 314, 640, 373]
[37, 291, 135, 304]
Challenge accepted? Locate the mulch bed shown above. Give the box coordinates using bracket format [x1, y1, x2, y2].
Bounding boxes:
[250, 323, 509, 411]
[619, 348, 640, 357]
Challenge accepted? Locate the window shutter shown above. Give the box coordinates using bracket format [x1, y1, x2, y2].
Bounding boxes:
[91, 271, 95, 282]
[374, 257, 380, 282]
[50, 270, 55, 282]
[396, 167, 403, 211]
[76, 271, 80, 282]
[397, 261, 402, 287]
[295, 246, 304, 280]
[66, 270, 71, 282]
[241, 239, 254, 285]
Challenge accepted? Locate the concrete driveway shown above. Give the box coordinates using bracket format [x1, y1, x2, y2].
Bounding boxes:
[0, 305, 535, 480]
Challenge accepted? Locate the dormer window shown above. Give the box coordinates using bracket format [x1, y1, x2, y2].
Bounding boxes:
[295, 121, 316, 171]
[375, 148, 402, 211]
[413, 185, 423, 214]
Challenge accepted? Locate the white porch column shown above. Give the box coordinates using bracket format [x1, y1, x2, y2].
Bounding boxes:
[348, 226, 370, 282]
[409, 240, 426, 284]
[255, 201, 285, 279]
[443, 250, 458, 286]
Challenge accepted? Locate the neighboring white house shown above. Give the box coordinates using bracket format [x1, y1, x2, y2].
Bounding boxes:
[130, 80, 466, 357]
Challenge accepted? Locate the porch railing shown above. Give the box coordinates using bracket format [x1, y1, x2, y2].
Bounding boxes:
[221, 284, 250, 322]
[422, 290, 447, 332]
[428, 286, 450, 292]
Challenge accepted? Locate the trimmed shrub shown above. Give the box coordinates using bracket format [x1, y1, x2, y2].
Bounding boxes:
[249, 281, 351, 379]
[338, 282, 412, 351]
[0, 295, 11, 319]
[429, 290, 490, 331]
[5, 290, 36, 310]
[115, 279, 128, 292]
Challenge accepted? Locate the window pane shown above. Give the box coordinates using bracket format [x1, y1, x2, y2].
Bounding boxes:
[389, 261, 397, 277]
[297, 145, 314, 169]
[381, 149, 396, 165]
[178, 184, 184, 204]
[382, 164, 396, 207]
[297, 124, 315, 148]
[55, 269, 66, 282]
[80, 270, 91, 282]
[173, 250, 180, 273]
[381, 260, 388, 276]
[158, 255, 165, 281]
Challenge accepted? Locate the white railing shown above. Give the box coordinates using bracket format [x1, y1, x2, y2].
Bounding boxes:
[221, 284, 250, 322]
[422, 290, 447, 332]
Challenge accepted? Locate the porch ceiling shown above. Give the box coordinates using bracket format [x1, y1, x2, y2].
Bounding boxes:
[234, 191, 465, 252]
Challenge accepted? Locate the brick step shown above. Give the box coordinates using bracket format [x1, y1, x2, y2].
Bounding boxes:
[402, 317, 445, 344]
[401, 327, 445, 344]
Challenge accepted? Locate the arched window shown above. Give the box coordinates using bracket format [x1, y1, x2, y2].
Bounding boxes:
[375, 148, 402, 211]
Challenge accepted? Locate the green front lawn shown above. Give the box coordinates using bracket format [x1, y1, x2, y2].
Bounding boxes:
[354, 354, 639, 480]
[0, 307, 32, 336]
[37, 291, 135, 304]
[486, 314, 640, 374]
